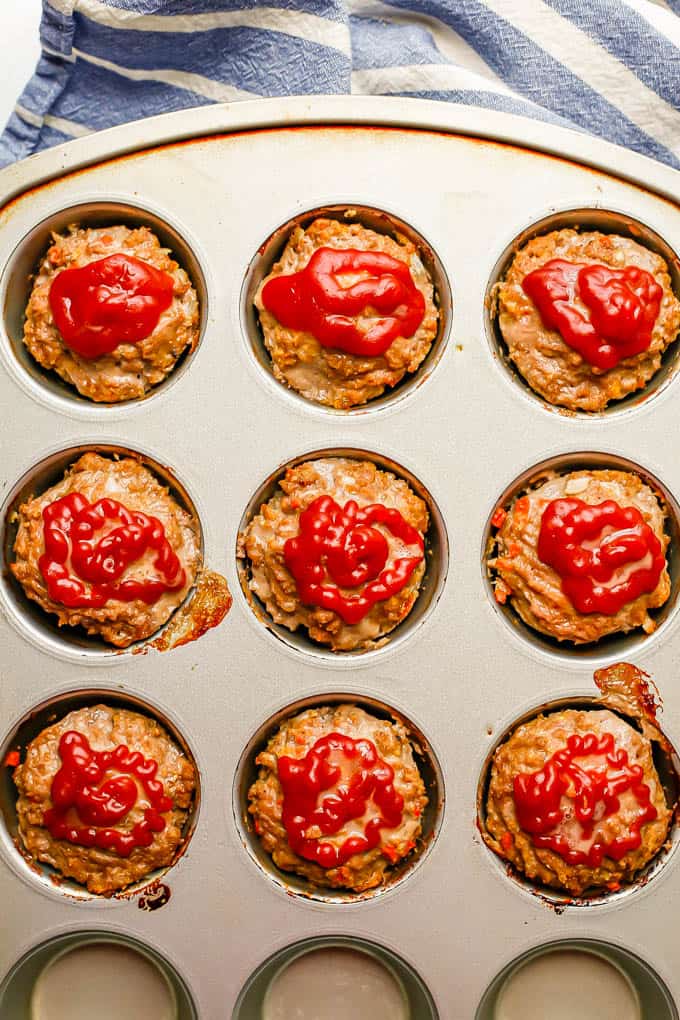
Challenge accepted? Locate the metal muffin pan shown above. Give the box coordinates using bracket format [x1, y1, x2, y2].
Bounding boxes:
[0, 97, 680, 1017]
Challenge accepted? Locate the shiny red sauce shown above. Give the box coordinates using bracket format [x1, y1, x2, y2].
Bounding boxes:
[537, 497, 664, 615]
[49, 253, 174, 359]
[39, 493, 185, 609]
[277, 732, 404, 867]
[521, 259, 662, 370]
[44, 731, 173, 857]
[260, 246, 426, 357]
[283, 495, 424, 625]
[513, 731, 657, 866]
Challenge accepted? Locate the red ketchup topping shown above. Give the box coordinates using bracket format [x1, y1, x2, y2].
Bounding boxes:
[521, 259, 662, 370]
[43, 731, 173, 857]
[283, 495, 424, 625]
[277, 732, 404, 868]
[513, 731, 657, 867]
[38, 493, 186, 609]
[49, 253, 174, 359]
[260, 246, 426, 357]
[537, 497, 664, 615]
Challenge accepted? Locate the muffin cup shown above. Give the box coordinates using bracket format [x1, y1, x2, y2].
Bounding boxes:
[232, 691, 445, 904]
[0, 442, 204, 663]
[475, 938, 677, 1020]
[0, 930, 197, 1019]
[0, 686, 201, 903]
[482, 451, 680, 665]
[236, 446, 449, 666]
[240, 202, 452, 417]
[476, 693, 680, 909]
[0, 199, 208, 417]
[484, 206, 680, 419]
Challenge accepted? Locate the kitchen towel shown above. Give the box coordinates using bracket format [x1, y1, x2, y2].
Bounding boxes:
[1, 0, 679, 169]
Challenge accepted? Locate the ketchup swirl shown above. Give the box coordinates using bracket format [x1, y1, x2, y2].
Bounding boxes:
[261, 247, 426, 357]
[277, 732, 404, 868]
[39, 493, 186, 609]
[49, 253, 174, 360]
[44, 731, 173, 857]
[537, 497, 664, 615]
[522, 259, 662, 370]
[283, 495, 424, 625]
[513, 731, 657, 866]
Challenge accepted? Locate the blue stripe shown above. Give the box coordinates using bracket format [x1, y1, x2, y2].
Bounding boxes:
[49, 59, 213, 130]
[544, 0, 680, 111]
[350, 16, 448, 68]
[384, 0, 680, 168]
[74, 17, 350, 95]
[100, 0, 348, 22]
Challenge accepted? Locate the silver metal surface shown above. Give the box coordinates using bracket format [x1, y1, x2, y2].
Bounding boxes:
[0, 97, 679, 1018]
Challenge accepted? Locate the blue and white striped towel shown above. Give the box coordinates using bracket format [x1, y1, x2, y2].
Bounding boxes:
[2, 0, 679, 170]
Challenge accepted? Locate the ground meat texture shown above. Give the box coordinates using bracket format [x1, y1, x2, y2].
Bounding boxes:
[238, 458, 429, 651]
[483, 709, 672, 896]
[11, 453, 200, 647]
[255, 218, 439, 409]
[23, 225, 199, 402]
[496, 230, 680, 412]
[491, 470, 670, 644]
[14, 705, 196, 896]
[248, 705, 427, 892]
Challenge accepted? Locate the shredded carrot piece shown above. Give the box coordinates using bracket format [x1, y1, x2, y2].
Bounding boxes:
[382, 845, 400, 863]
[491, 507, 507, 529]
[514, 496, 529, 516]
[3, 750, 19, 767]
[501, 832, 514, 851]
[494, 581, 512, 605]
[508, 542, 521, 558]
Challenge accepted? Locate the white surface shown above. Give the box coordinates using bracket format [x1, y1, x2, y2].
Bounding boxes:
[0, 106, 679, 1019]
[0, 0, 42, 133]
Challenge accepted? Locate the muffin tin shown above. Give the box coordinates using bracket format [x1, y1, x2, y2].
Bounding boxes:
[1, 96, 680, 1017]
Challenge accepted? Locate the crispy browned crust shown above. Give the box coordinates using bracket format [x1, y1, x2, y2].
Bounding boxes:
[255, 218, 439, 408]
[248, 705, 427, 892]
[23, 225, 199, 403]
[11, 453, 201, 647]
[490, 470, 670, 644]
[483, 709, 672, 896]
[14, 705, 196, 896]
[497, 229, 680, 411]
[238, 458, 429, 651]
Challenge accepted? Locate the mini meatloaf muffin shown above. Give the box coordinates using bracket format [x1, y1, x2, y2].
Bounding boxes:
[23, 225, 199, 402]
[496, 229, 680, 411]
[248, 704, 428, 892]
[254, 218, 439, 408]
[13, 704, 196, 895]
[11, 452, 200, 647]
[483, 708, 672, 895]
[490, 469, 670, 644]
[238, 457, 429, 651]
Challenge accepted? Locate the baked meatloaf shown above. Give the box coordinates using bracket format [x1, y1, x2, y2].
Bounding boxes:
[14, 704, 196, 895]
[490, 469, 670, 644]
[248, 704, 427, 892]
[24, 225, 199, 402]
[238, 457, 429, 651]
[483, 708, 672, 895]
[255, 218, 439, 408]
[496, 229, 680, 411]
[11, 452, 200, 647]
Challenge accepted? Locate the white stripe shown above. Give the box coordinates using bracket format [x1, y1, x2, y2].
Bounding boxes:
[47, 0, 350, 55]
[72, 46, 258, 102]
[481, 0, 680, 158]
[621, 0, 680, 47]
[42, 43, 77, 63]
[15, 103, 91, 138]
[351, 63, 518, 97]
[347, 0, 506, 86]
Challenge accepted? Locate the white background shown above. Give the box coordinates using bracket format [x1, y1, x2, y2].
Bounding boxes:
[0, 1, 43, 133]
